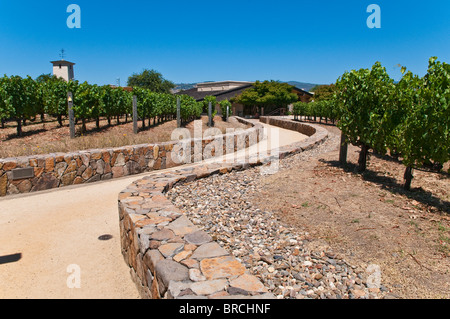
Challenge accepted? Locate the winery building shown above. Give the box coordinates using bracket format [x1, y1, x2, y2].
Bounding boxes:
[175, 80, 313, 117]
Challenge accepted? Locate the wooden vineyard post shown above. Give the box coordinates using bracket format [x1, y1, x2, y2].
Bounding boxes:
[177, 97, 181, 128]
[208, 101, 212, 127]
[132, 95, 138, 134]
[68, 92, 75, 139]
[339, 132, 348, 165]
[226, 105, 229, 122]
[404, 166, 414, 191]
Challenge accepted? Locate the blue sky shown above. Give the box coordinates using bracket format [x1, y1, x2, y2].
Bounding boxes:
[0, 0, 449, 86]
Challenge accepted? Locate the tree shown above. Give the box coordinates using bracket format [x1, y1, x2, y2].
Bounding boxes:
[310, 84, 336, 101]
[35, 73, 55, 83]
[234, 80, 298, 114]
[127, 69, 175, 94]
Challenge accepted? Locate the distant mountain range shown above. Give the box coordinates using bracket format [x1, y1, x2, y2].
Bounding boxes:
[174, 81, 323, 93]
[285, 81, 323, 92]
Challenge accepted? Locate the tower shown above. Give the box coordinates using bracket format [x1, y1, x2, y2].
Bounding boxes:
[50, 50, 75, 82]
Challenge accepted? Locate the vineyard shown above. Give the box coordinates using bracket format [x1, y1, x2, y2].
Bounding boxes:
[1, 57, 449, 190]
[293, 99, 338, 124]
[0, 76, 203, 137]
[293, 57, 449, 190]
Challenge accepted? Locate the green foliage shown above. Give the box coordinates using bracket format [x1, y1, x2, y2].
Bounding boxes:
[0, 75, 41, 135]
[35, 73, 55, 83]
[219, 99, 232, 119]
[235, 80, 298, 112]
[396, 57, 450, 169]
[292, 100, 337, 122]
[310, 84, 336, 101]
[133, 88, 178, 122]
[333, 57, 449, 188]
[335, 62, 395, 152]
[73, 82, 102, 120]
[127, 69, 175, 94]
[100, 85, 132, 123]
[42, 76, 69, 119]
[203, 95, 217, 113]
[158, 93, 177, 118]
[0, 75, 16, 122]
[1, 73, 202, 136]
[178, 94, 202, 121]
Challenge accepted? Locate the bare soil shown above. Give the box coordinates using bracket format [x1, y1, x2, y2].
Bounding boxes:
[252, 124, 450, 299]
[0, 115, 248, 158]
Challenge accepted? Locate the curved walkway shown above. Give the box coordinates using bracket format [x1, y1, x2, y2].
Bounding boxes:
[0, 121, 308, 299]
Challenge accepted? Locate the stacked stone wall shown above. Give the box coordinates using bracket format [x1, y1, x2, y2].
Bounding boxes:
[119, 117, 328, 299]
[0, 117, 262, 197]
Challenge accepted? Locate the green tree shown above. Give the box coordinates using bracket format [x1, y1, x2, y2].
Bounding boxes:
[35, 73, 55, 83]
[127, 69, 175, 94]
[310, 84, 336, 101]
[235, 80, 298, 114]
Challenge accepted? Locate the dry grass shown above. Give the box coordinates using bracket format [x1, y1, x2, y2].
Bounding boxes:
[0, 115, 249, 158]
[252, 124, 450, 299]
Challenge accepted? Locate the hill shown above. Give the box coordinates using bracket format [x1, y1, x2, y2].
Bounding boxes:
[285, 81, 324, 92]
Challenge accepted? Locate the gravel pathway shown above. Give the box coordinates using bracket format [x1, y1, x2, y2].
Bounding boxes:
[167, 128, 389, 299]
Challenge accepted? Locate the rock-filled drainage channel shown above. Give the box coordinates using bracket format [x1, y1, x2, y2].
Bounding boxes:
[166, 149, 389, 299]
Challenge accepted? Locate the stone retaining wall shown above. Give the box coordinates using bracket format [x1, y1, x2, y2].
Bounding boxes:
[118, 117, 329, 299]
[258, 116, 329, 159]
[0, 117, 262, 197]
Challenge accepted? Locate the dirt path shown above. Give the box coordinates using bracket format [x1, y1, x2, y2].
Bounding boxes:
[0, 175, 145, 299]
[0, 121, 308, 299]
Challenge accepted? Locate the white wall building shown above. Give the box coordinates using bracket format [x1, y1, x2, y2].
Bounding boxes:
[196, 81, 254, 92]
[50, 60, 75, 82]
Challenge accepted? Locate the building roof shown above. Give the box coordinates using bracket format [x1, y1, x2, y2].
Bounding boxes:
[292, 86, 314, 96]
[175, 84, 253, 102]
[175, 81, 313, 102]
[50, 60, 76, 66]
[197, 80, 254, 87]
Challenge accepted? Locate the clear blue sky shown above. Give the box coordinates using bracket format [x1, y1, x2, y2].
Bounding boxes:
[0, 0, 448, 86]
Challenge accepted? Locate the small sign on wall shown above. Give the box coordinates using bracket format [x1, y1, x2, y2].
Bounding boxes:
[11, 167, 34, 180]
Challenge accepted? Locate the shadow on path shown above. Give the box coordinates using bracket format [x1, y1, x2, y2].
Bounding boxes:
[0, 253, 22, 265]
